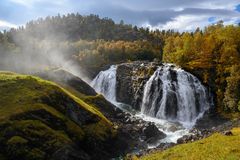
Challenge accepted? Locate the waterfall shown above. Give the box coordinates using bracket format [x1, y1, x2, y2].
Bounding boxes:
[91, 64, 210, 128]
[141, 64, 210, 127]
[91, 63, 211, 143]
[91, 65, 117, 101]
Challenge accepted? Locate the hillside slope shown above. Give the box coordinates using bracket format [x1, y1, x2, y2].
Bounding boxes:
[36, 69, 119, 118]
[0, 72, 115, 160]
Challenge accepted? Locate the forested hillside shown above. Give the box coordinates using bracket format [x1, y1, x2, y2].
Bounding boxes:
[163, 21, 240, 114]
[0, 14, 239, 115]
[0, 14, 165, 76]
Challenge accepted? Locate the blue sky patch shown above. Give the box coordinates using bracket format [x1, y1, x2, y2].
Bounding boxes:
[235, 4, 240, 12]
[208, 17, 216, 23]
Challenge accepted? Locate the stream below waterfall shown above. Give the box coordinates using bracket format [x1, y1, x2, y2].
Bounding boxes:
[91, 63, 211, 148]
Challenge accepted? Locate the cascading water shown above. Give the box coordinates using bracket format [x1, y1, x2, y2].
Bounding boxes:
[91, 65, 117, 101]
[141, 64, 210, 128]
[91, 63, 211, 144]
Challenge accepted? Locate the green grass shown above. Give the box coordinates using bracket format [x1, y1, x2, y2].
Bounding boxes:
[141, 128, 240, 160]
[0, 71, 114, 159]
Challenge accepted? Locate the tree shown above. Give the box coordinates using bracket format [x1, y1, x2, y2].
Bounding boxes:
[224, 65, 240, 111]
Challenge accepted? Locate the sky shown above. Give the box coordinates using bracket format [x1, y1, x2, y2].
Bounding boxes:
[0, 0, 240, 31]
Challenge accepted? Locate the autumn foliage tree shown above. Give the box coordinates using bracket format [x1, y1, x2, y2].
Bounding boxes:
[163, 22, 240, 113]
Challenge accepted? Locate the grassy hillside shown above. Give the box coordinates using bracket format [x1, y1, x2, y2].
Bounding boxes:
[0, 72, 115, 160]
[37, 69, 122, 121]
[140, 128, 240, 160]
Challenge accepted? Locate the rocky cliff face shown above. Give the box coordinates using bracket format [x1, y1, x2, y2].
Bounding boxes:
[116, 61, 159, 110]
[37, 69, 167, 157]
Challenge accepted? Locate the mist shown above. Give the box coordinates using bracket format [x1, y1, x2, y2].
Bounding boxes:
[0, 25, 91, 83]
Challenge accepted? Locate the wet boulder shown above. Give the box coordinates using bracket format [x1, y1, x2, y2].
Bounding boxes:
[223, 130, 233, 136]
[116, 61, 160, 110]
[116, 64, 133, 105]
[142, 123, 166, 142]
[157, 142, 176, 150]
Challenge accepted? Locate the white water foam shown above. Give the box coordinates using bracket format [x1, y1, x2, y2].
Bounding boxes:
[136, 113, 189, 148]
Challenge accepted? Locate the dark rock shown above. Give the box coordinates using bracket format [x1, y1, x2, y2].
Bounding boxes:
[116, 113, 125, 119]
[223, 130, 233, 136]
[177, 134, 200, 144]
[165, 91, 178, 119]
[116, 64, 133, 105]
[116, 61, 160, 110]
[177, 135, 189, 144]
[195, 111, 228, 130]
[177, 128, 213, 144]
[157, 142, 176, 150]
[51, 145, 90, 160]
[36, 69, 97, 96]
[145, 137, 159, 145]
[167, 125, 179, 132]
[41, 93, 100, 126]
[142, 123, 166, 141]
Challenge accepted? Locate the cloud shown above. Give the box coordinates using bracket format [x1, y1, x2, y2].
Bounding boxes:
[79, 1, 240, 31]
[86, 4, 240, 31]
[151, 15, 209, 31]
[111, 0, 240, 11]
[1, 0, 240, 31]
[9, 0, 33, 7]
[140, 7, 240, 31]
[9, 0, 69, 8]
[0, 20, 17, 30]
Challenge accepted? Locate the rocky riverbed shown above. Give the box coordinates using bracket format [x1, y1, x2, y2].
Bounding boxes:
[135, 117, 240, 157]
